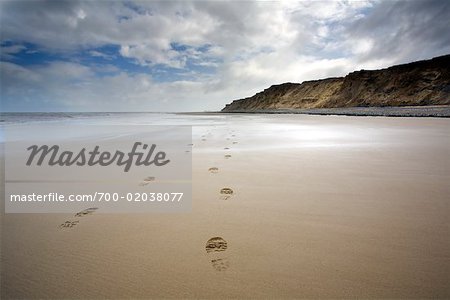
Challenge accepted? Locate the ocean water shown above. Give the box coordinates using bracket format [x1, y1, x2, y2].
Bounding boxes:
[0, 112, 231, 143]
[0, 112, 217, 125]
[0, 112, 236, 126]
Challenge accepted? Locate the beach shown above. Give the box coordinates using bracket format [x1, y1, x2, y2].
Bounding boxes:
[1, 113, 449, 298]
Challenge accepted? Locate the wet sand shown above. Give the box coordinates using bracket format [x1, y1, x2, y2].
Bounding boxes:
[1, 114, 450, 298]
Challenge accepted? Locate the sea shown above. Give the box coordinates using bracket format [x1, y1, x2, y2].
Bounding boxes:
[0, 112, 231, 143]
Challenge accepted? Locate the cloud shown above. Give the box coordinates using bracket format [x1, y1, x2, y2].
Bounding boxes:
[0, 44, 27, 60]
[88, 50, 115, 60]
[346, 0, 450, 65]
[1, 0, 449, 111]
[1, 60, 220, 112]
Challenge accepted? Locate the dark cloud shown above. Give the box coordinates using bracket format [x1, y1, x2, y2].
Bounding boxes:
[348, 0, 450, 64]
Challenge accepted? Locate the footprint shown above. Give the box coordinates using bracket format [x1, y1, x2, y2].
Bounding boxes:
[206, 237, 230, 271]
[224, 147, 229, 150]
[224, 154, 232, 159]
[220, 188, 233, 195]
[139, 176, 156, 186]
[232, 141, 238, 144]
[208, 167, 219, 174]
[187, 143, 194, 146]
[59, 220, 79, 229]
[202, 139, 207, 141]
[206, 237, 228, 253]
[220, 187, 233, 200]
[185, 150, 190, 153]
[211, 258, 230, 272]
[75, 207, 98, 217]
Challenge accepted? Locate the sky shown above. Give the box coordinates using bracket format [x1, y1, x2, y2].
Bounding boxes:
[1, 0, 449, 112]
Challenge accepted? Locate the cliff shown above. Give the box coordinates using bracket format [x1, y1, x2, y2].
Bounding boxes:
[222, 55, 450, 112]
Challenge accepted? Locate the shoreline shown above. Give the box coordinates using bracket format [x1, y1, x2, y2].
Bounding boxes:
[218, 105, 450, 118]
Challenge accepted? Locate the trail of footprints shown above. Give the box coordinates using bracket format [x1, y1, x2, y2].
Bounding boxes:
[58, 207, 98, 229]
[205, 129, 238, 271]
[60, 129, 239, 274]
[60, 170, 157, 229]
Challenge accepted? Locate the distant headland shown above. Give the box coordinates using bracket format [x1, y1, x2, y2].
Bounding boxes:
[222, 55, 450, 117]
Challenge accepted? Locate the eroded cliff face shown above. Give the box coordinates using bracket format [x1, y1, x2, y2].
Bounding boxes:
[222, 55, 450, 111]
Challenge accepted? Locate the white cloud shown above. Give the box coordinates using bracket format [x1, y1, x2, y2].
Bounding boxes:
[1, 44, 26, 60]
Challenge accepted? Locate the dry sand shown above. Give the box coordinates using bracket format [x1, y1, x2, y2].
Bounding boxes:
[1, 114, 449, 298]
